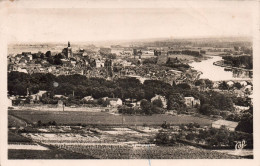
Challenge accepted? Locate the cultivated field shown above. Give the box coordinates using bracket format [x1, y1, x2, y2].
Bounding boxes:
[8, 109, 244, 159]
[8, 131, 94, 159]
[8, 148, 94, 159]
[55, 144, 240, 159]
[9, 110, 213, 126]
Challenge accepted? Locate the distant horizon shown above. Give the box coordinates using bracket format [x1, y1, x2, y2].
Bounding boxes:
[9, 35, 253, 45]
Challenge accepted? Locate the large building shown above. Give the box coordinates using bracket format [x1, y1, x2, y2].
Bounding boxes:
[62, 41, 73, 59]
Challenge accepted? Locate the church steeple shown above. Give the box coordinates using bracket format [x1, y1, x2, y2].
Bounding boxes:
[68, 41, 70, 47]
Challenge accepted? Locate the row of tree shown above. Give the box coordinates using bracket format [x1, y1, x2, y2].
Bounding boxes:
[8, 72, 235, 113]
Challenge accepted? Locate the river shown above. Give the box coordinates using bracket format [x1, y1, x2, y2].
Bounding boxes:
[189, 56, 252, 81]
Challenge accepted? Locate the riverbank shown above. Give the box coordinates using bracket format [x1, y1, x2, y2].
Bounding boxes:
[213, 60, 253, 72]
[189, 55, 252, 81]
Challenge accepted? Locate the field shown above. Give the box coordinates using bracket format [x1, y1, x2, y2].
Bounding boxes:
[8, 115, 27, 127]
[8, 148, 95, 159]
[8, 132, 32, 143]
[8, 130, 95, 159]
[9, 110, 213, 126]
[8, 109, 244, 159]
[55, 144, 240, 159]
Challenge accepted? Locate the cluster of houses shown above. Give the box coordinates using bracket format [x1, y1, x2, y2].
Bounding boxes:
[213, 80, 253, 96]
[8, 41, 205, 90]
[8, 87, 201, 113]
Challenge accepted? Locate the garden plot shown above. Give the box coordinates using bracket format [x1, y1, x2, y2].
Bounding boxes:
[8, 144, 49, 150]
[137, 127, 160, 133]
[105, 127, 140, 135]
[38, 128, 49, 132]
[213, 149, 253, 157]
[21, 133, 100, 143]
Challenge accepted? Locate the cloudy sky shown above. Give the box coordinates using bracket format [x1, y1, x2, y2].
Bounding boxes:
[0, 0, 257, 43]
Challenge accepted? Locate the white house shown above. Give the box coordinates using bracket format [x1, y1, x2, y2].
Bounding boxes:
[106, 98, 123, 107]
[83, 96, 94, 101]
[243, 85, 253, 93]
[234, 105, 250, 113]
[17, 67, 28, 73]
[37, 90, 47, 97]
[96, 59, 105, 68]
[151, 94, 167, 108]
[184, 97, 200, 108]
[240, 81, 248, 87]
[31, 90, 47, 101]
[227, 81, 234, 88]
[53, 95, 68, 99]
[212, 119, 238, 131]
[213, 82, 220, 89]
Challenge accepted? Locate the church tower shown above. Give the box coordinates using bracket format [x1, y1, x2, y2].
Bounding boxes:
[67, 41, 72, 58]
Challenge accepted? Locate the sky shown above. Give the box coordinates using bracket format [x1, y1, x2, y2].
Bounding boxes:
[0, 0, 257, 43]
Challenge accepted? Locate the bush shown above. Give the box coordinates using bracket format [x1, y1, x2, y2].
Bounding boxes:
[152, 98, 163, 108]
[140, 99, 152, 115]
[186, 133, 196, 141]
[161, 121, 170, 129]
[199, 104, 214, 115]
[236, 112, 253, 133]
[154, 130, 177, 145]
[152, 106, 165, 114]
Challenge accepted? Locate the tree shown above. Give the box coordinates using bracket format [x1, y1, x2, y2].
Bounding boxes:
[195, 79, 205, 86]
[199, 104, 214, 115]
[37, 120, 42, 127]
[161, 121, 170, 129]
[152, 98, 163, 108]
[45, 51, 51, 58]
[236, 112, 253, 133]
[167, 93, 185, 111]
[186, 133, 196, 141]
[40, 53, 45, 59]
[211, 93, 234, 111]
[152, 106, 165, 114]
[54, 58, 63, 65]
[140, 99, 152, 115]
[176, 83, 191, 90]
[233, 82, 242, 90]
[219, 81, 229, 90]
